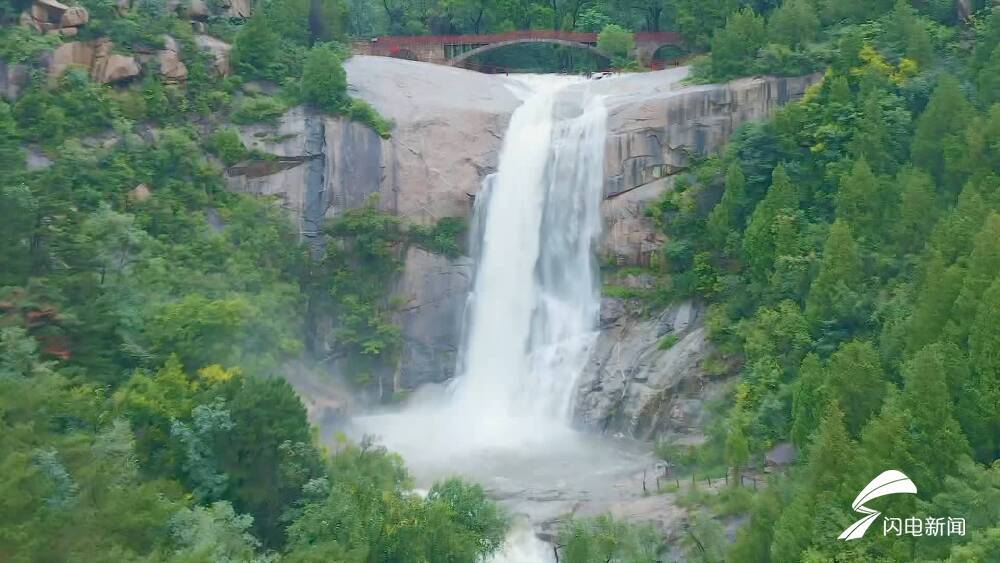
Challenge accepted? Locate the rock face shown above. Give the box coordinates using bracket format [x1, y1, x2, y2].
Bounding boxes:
[227, 57, 813, 395]
[156, 36, 188, 82]
[394, 248, 474, 389]
[194, 34, 232, 76]
[226, 56, 517, 389]
[91, 38, 141, 83]
[47, 39, 142, 84]
[597, 70, 820, 265]
[0, 59, 28, 101]
[574, 300, 730, 441]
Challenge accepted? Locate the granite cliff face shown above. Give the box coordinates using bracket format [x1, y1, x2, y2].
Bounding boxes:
[226, 57, 517, 390]
[226, 58, 817, 411]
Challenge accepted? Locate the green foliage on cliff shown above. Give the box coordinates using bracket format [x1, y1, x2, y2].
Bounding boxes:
[0, 23, 496, 558]
[652, 4, 1000, 560]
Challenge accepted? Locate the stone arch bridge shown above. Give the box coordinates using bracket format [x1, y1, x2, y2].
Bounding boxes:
[352, 30, 683, 70]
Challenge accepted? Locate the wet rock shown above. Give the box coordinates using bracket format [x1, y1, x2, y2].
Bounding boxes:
[394, 247, 473, 388]
[574, 300, 727, 442]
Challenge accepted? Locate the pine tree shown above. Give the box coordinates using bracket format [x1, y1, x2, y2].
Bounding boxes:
[835, 158, 880, 237]
[744, 164, 799, 281]
[967, 279, 1000, 462]
[825, 340, 887, 436]
[706, 162, 748, 248]
[911, 75, 972, 184]
[901, 345, 971, 490]
[905, 251, 963, 353]
[951, 213, 1000, 343]
[805, 220, 864, 328]
[791, 353, 828, 448]
[890, 167, 936, 253]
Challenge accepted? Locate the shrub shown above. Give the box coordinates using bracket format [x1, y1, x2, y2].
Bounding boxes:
[230, 96, 288, 125]
[597, 24, 635, 59]
[300, 42, 348, 113]
[658, 333, 679, 350]
[0, 25, 61, 64]
[346, 98, 392, 138]
[409, 217, 466, 257]
[207, 128, 248, 166]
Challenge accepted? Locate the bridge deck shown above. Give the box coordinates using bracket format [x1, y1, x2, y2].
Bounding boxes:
[366, 30, 681, 49]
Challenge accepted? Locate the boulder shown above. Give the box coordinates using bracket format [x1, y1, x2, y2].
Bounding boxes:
[157, 48, 187, 81]
[194, 34, 231, 76]
[91, 40, 141, 84]
[187, 0, 208, 18]
[128, 183, 152, 202]
[593, 70, 821, 265]
[116, 0, 130, 15]
[31, 0, 69, 24]
[157, 35, 187, 82]
[58, 6, 88, 27]
[47, 41, 95, 78]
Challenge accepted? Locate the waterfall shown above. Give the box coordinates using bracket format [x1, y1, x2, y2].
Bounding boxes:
[355, 75, 613, 563]
[449, 75, 607, 437]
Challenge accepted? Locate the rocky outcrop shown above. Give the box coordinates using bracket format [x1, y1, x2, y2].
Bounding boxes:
[21, 0, 87, 36]
[47, 39, 142, 84]
[47, 40, 95, 78]
[155, 36, 187, 82]
[225, 57, 517, 389]
[226, 58, 813, 393]
[0, 59, 28, 101]
[194, 34, 231, 76]
[394, 248, 474, 389]
[597, 70, 820, 265]
[574, 300, 730, 442]
[90, 38, 141, 83]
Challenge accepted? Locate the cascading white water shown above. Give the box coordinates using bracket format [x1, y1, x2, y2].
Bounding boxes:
[356, 75, 618, 563]
[449, 75, 607, 437]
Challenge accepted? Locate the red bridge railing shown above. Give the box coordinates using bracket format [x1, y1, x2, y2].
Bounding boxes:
[365, 30, 682, 53]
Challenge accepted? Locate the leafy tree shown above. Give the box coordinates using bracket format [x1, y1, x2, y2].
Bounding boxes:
[767, 0, 819, 48]
[725, 420, 751, 482]
[673, 0, 740, 48]
[231, 14, 282, 81]
[710, 8, 767, 80]
[559, 513, 663, 563]
[596, 23, 634, 60]
[300, 42, 349, 113]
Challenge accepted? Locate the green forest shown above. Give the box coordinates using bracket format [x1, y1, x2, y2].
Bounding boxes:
[2, 0, 1000, 560]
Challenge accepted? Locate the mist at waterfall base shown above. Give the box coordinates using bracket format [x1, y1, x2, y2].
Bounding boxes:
[354, 76, 646, 560]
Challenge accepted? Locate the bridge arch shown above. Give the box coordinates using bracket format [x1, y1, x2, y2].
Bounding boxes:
[448, 38, 611, 66]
